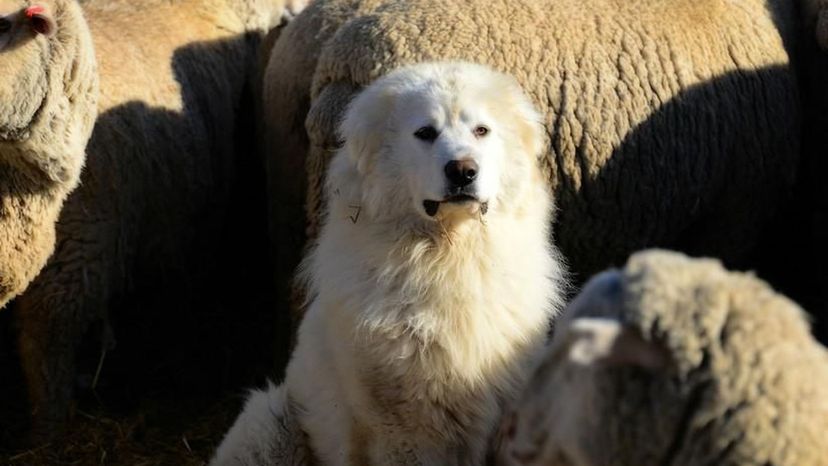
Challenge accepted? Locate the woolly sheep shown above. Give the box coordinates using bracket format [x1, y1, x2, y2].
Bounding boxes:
[499, 250, 828, 466]
[263, 0, 802, 314]
[0, 0, 98, 309]
[3, 0, 298, 433]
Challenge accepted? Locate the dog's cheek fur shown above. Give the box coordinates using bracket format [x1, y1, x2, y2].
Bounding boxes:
[390, 136, 436, 213]
[363, 162, 405, 219]
[338, 85, 438, 222]
[324, 152, 363, 216]
[326, 154, 398, 225]
[480, 78, 545, 213]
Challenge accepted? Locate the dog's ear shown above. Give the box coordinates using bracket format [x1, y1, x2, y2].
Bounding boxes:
[338, 84, 394, 175]
[511, 90, 546, 163]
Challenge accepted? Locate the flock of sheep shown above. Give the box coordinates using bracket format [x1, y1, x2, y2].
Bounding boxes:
[2, 0, 828, 463]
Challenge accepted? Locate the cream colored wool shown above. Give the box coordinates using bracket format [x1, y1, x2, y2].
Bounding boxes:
[264, 0, 801, 302]
[2, 0, 296, 432]
[0, 0, 98, 309]
[501, 250, 828, 466]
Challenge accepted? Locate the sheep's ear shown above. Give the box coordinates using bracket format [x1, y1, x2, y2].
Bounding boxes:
[25, 4, 55, 37]
[338, 86, 392, 175]
[566, 318, 668, 370]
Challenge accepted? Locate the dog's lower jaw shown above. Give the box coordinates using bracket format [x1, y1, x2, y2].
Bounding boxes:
[422, 199, 489, 218]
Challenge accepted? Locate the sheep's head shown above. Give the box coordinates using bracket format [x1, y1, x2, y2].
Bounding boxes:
[0, 2, 55, 46]
[501, 249, 828, 466]
[0, 1, 57, 141]
[1, 0, 97, 180]
[499, 269, 674, 466]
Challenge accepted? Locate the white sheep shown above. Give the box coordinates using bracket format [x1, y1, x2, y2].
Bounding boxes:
[500, 250, 828, 466]
[2, 0, 302, 434]
[0, 0, 98, 309]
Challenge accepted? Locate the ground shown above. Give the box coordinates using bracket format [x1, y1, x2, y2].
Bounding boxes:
[0, 146, 292, 465]
[0, 270, 289, 466]
[1, 395, 239, 466]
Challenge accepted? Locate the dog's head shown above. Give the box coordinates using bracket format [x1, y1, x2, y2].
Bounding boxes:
[329, 62, 545, 225]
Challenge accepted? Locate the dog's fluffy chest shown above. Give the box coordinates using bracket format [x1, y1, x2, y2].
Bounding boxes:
[354, 236, 544, 365]
[340, 232, 551, 437]
[355, 323, 500, 434]
[348, 286, 535, 462]
[295, 210, 563, 464]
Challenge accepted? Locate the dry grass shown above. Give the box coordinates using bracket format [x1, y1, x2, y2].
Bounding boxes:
[2, 395, 242, 466]
[0, 254, 289, 466]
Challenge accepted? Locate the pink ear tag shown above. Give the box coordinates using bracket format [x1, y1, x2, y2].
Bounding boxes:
[24, 5, 52, 36]
[25, 5, 45, 18]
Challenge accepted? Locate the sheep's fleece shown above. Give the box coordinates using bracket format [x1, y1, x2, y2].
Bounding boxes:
[264, 0, 801, 295]
[0, 0, 98, 309]
[500, 250, 828, 466]
[2, 0, 292, 431]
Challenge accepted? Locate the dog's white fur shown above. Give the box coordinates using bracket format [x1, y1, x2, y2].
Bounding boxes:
[212, 62, 567, 465]
[211, 383, 312, 465]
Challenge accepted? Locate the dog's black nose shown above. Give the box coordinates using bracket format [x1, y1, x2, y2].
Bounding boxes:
[444, 159, 478, 188]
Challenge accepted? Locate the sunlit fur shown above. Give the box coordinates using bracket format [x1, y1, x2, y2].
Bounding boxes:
[0, 0, 98, 309]
[273, 62, 567, 465]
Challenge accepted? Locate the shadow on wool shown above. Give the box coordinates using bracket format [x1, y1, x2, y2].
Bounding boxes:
[0, 32, 293, 448]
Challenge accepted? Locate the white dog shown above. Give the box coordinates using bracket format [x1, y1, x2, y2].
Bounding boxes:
[212, 62, 567, 465]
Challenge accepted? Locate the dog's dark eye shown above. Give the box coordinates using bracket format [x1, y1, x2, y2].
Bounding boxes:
[473, 125, 490, 138]
[414, 125, 439, 142]
[0, 18, 11, 34]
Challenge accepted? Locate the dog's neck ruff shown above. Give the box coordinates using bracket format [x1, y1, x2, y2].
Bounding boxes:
[368, 206, 496, 258]
[314, 197, 556, 333]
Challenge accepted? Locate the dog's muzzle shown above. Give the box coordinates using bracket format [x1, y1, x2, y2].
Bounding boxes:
[423, 194, 489, 217]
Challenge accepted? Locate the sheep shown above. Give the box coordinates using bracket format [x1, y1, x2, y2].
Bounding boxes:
[262, 0, 802, 318]
[2, 0, 300, 434]
[499, 249, 828, 466]
[0, 0, 98, 310]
